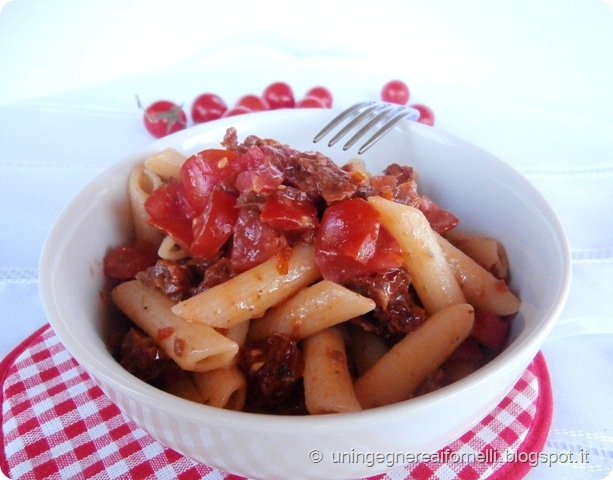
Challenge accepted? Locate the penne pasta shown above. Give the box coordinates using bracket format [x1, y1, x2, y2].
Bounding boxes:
[165, 373, 204, 403]
[247, 280, 376, 342]
[111, 280, 239, 372]
[353, 303, 475, 409]
[128, 164, 164, 246]
[157, 235, 190, 261]
[144, 147, 186, 180]
[346, 323, 390, 377]
[302, 326, 362, 414]
[224, 320, 251, 365]
[445, 230, 509, 279]
[368, 196, 466, 313]
[436, 233, 521, 316]
[171, 243, 322, 328]
[225, 320, 250, 347]
[192, 365, 247, 411]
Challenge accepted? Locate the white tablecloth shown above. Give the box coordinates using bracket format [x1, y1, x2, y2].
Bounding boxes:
[1, 1, 612, 479]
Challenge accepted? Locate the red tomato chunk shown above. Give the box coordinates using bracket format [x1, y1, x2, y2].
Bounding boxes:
[180, 149, 238, 211]
[144, 180, 196, 250]
[191, 189, 239, 259]
[103, 241, 158, 279]
[315, 198, 404, 283]
[260, 188, 319, 232]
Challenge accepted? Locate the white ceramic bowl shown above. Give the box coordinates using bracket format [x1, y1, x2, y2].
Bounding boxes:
[39, 109, 571, 480]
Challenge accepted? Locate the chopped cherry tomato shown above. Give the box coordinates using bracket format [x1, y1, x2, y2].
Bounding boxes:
[304, 86, 333, 108]
[144, 181, 195, 249]
[231, 209, 284, 273]
[139, 99, 187, 138]
[315, 198, 403, 282]
[103, 241, 158, 279]
[191, 189, 239, 259]
[381, 80, 410, 105]
[235, 163, 284, 195]
[234, 145, 267, 171]
[411, 103, 435, 126]
[235, 94, 270, 111]
[232, 146, 284, 194]
[472, 309, 509, 351]
[260, 188, 319, 231]
[295, 96, 326, 108]
[367, 227, 406, 273]
[222, 105, 253, 117]
[263, 82, 295, 109]
[180, 149, 238, 211]
[319, 198, 380, 262]
[191, 93, 227, 123]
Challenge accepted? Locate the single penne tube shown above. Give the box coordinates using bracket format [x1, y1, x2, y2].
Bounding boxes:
[112, 280, 239, 372]
[368, 196, 466, 313]
[224, 320, 250, 366]
[171, 243, 322, 328]
[192, 365, 247, 411]
[144, 147, 186, 180]
[128, 164, 164, 246]
[435, 233, 521, 316]
[353, 303, 475, 409]
[247, 280, 376, 342]
[445, 229, 509, 279]
[165, 373, 204, 403]
[346, 323, 390, 377]
[302, 326, 362, 414]
[225, 320, 250, 347]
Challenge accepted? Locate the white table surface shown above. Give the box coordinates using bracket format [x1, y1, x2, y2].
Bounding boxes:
[1, 1, 612, 479]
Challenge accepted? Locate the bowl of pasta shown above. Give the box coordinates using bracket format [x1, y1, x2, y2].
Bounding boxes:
[40, 108, 570, 480]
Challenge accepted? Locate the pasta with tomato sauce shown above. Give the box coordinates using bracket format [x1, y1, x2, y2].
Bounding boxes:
[103, 127, 520, 414]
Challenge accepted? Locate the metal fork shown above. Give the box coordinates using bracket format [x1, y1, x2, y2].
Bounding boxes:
[313, 101, 420, 154]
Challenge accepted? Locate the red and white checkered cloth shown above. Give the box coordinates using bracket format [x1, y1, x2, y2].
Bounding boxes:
[1, 325, 552, 480]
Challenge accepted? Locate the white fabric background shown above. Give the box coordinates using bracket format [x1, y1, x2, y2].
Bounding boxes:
[1, 0, 612, 479]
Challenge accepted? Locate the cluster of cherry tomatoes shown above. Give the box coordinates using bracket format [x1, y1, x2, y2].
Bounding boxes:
[140, 80, 435, 139]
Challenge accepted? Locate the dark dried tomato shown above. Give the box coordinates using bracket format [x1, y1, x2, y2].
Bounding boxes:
[118, 328, 181, 387]
[346, 268, 427, 342]
[239, 333, 306, 415]
[136, 259, 196, 301]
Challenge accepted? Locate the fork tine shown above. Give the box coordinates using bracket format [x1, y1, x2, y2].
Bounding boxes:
[341, 104, 399, 151]
[355, 108, 415, 154]
[313, 101, 420, 154]
[312, 101, 376, 143]
[326, 103, 386, 147]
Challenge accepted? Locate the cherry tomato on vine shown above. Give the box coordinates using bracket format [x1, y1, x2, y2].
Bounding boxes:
[191, 93, 227, 123]
[381, 80, 410, 105]
[263, 82, 295, 109]
[235, 94, 270, 112]
[411, 103, 435, 126]
[296, 96, 327, 108]
[222, 105, 252, 117]
[140, 99, 187, 138]
[304, 86, 333, 108]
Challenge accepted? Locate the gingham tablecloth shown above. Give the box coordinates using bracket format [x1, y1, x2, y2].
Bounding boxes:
[1, 324, 552, 480]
